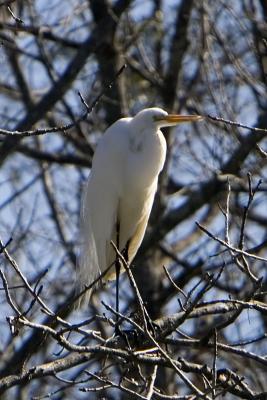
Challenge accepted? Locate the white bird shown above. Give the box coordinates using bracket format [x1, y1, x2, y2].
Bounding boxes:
[77, 108, 202, 305]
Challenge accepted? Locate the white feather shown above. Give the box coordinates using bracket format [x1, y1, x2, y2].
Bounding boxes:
[76, 107, 201, 304]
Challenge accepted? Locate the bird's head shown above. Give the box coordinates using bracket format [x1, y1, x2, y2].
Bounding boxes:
[133, 107, 203, 130]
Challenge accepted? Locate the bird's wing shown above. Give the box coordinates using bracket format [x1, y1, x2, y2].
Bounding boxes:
[77, 118, 131, 297]
[120, 180, 158, 266]
[76, 176, 100, 304]
[78, 172, 120, 288]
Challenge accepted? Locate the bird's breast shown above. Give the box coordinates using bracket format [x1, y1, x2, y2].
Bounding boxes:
[126, 129, 167, 190]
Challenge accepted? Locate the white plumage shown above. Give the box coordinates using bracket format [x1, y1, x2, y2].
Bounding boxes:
[77, 108, 202, 303]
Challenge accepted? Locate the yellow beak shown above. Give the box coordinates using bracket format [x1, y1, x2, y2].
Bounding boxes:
[162, 114, 203, 123]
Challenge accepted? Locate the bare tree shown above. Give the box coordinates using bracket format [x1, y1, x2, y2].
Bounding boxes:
[0, 0, 267, 398]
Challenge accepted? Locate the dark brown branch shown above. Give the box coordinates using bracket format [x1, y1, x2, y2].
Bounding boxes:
[0, 2, 129, 164]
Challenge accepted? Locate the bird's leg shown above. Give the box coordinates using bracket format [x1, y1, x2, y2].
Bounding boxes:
[115, 260, 120, 330]
[124, 242, 157, 335]
[123, 240, 129, 262]
[115, 221, 121, 335]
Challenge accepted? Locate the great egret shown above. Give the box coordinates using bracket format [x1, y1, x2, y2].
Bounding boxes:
[77, 108, 202, 309]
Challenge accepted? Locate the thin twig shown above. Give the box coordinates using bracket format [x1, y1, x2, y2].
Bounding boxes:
[81, 371, 148, 399]
[225, 178, 231, 243]
[206, 114, 267, 133]
[238, 174, 262, 250]
[146, 365, 158, 399]
[196, 222, 267, 264]
[163, 265, 187, 300]
[212, 329, 217, 399]
[0, 269, 20, 315]
[7, 5, 24, 24]
[110, 242, 209, 398]
[111, 240, 151, 331]
[0, 238, 54, 315]
[0, 64, 127, 138]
